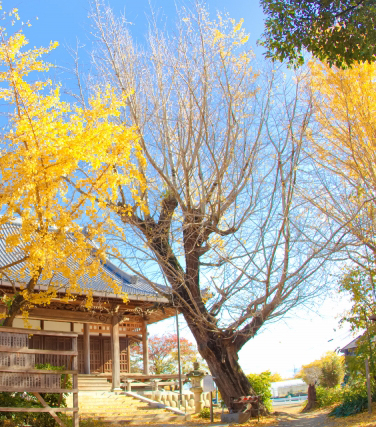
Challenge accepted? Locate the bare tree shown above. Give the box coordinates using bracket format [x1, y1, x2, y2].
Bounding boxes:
[79, 1, 349, 408]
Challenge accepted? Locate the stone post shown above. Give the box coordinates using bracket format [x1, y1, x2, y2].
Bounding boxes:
[125, 379, 134, 392]
[186, 361, 207, 414]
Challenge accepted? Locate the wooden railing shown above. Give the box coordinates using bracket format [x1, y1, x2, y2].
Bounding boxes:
[119, 373, 188, 392]
[0, 326, 79, 427]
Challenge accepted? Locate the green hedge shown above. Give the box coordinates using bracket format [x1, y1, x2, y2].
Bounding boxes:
[316, 386, 344, 407]
[329, 381, 376, 417]
[247, 371, 273, 411]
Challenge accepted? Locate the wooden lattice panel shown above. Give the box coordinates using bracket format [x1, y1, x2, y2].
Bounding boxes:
[34, 353, 71, 369]
[0, 372, 60, 389]
[88, 324, 111, 334]
[0, 332, 28, 349]
[85, 322, 142, 335]
[0, 326, 79, 427]
[120, 322, 142, 334]
[0, 352, 35, 369]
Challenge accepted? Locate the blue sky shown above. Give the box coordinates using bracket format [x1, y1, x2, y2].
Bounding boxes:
[13, 0, 266, 70]
[9, 0, 355, 378]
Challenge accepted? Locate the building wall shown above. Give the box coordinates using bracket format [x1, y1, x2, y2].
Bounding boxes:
[13, 318, 84, 334]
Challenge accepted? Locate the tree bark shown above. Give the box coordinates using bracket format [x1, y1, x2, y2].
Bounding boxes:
[187, 320, 268, 413]
[303, 384, 317, 412]
[3, 293, 26, 327]
[2, 270, 42, 327]
[125, 211, 269, 414]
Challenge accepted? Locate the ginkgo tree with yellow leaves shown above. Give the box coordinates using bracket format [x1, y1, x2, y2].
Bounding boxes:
[307, 61, 376, 255]
[0, 7, 146, 326]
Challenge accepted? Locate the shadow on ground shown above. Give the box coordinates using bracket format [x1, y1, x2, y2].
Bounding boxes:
[272, 410, 335, 427]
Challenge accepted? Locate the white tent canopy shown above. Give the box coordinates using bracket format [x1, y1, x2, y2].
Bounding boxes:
[270, 379, 308, 398]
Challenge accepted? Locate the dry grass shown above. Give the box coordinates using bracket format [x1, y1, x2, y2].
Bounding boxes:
[330, 402, 376, 427]
[125, 406, 279, 427]
[81, 402, 376, 427]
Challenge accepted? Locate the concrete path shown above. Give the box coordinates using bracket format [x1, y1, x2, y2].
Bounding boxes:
[272, 410, 335, 427]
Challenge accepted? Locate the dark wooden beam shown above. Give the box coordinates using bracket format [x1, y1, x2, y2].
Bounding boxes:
[28, 308, 112, 324]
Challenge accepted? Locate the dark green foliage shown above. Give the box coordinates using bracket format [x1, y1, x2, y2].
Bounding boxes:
[340, 264, 376, 381]
[0, 365, 71, 427]
[247, 371, 273, 411]
[329, 381, 376, 417]
[316, 386, 344, 407]
[260, 0, 376, 67]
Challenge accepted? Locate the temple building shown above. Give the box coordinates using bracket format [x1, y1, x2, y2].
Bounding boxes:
[0, 221, 175, 391]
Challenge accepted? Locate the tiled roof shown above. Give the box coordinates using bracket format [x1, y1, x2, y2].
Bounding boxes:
[0, 221, 163, 298]
[340, 336, 359, 352]
[340, 335, 376, 353]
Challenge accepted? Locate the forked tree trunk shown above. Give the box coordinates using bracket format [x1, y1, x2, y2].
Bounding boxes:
[185, 319, 268, 414]
[128, 209, 270, 415]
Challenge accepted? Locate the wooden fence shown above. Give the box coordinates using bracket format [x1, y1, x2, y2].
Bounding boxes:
[0, 326, 79, 427]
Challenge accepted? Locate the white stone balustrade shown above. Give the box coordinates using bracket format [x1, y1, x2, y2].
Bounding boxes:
[144, 391, 212, 411]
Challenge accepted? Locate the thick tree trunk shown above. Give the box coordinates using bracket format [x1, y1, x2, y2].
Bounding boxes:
[126, 207, 269, 415]
[303, 384, 317, 412]
[185, 319, 268, 414]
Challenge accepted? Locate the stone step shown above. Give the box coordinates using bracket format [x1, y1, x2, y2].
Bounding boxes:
[78, 388, 112, 392]
[78, 378, 112, 391]
[78, 397, 134, 403]
[78, 406, 138, 412]
[78, 376, 110, 381]
[82, 413, 188, 424]
[79, 406, 137, 411]
[78, 380, 111, 385]
[68, 391, 189, 425]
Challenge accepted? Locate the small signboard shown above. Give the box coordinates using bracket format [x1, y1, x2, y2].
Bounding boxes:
[203, 374, 216, 392]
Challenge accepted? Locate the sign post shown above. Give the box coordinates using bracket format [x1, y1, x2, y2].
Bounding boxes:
[365, 359, 372, 414]
[203, 375, 216, 422]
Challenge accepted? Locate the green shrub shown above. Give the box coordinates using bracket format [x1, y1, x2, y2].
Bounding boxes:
[316, 386, 344, 407]
[199, 407, 211, 418]
[247, 371, 273, 412]
[330, 381, 376, 417]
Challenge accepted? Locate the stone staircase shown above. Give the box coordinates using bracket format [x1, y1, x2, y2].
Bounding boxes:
[78, 374, 111, 391]
[67, 391, 189, 425]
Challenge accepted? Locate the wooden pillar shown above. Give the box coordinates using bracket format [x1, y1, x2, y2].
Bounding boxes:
[72, 335, 79, 427]
[83, 323, 90, 375]
[142, 320, 149, 375]
[111, 315, 121, 392]
[127, 337, 131, 373]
